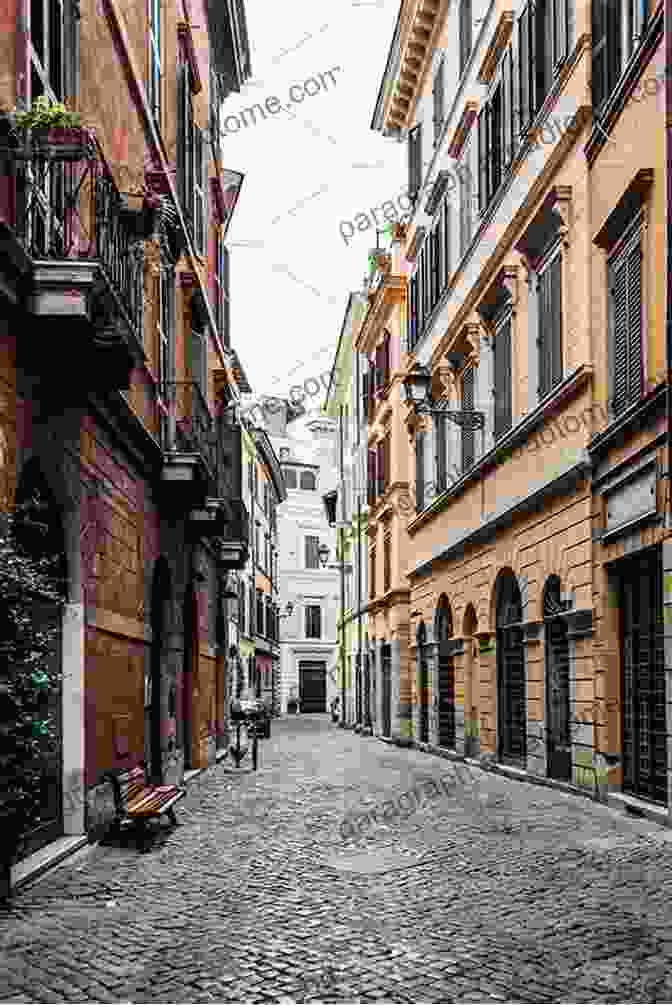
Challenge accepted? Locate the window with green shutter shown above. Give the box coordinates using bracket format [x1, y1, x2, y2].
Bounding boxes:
[537, 249, 563, 398]
[494, 316, 513, 440]
[609, 226, 643, 415]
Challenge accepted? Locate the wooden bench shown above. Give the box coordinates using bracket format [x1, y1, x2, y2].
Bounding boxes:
[106, 764, 185, 850]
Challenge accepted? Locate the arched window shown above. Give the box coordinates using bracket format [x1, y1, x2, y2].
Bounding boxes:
[495, 570, 526, 765]
[300, 470, 316, 490]
[435, 595, 455, 749]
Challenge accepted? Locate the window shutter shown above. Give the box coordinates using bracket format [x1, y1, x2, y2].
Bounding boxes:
[502, 48, 513, 166]
[433, 59, 445, 143]
[606, 0, 622, 99]
[462, 366, 475, 470]
[221, 243, 230, 347]
[377, 440, 385, 496]
[177, 63, 188, 210]
[554, 0, 568, 67]
[538, 267, 551, 398]
[367, 448, 377, 505]
[362, 370, 369, 419]
[459, 0, 472, 76]
[442, 199, 451, 287]
[408, 124, 422, 202]
[627, 238, 643, 402]
[591, 0, 607, 111]
[518, 5, 530, 134]
[611, 257, 629, 411]
[477, 108, 487, 214]
[383, 332, 391, 384]
[435, 415, 447, 492]
[494, 319, 512, 439]
[415, 430, 425, 512]
[549, 254, 563, 390]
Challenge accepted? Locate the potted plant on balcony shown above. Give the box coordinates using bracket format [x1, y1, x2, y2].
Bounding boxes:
[6, 96, 92, 161]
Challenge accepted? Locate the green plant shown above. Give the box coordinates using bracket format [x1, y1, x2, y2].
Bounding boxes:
[0, 498, 65, 874]
[12, 95, 82, 131]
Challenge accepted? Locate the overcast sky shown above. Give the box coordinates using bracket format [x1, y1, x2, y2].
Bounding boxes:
[222, 0, 406, 404]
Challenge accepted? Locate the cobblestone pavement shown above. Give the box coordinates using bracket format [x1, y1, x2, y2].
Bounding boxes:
[3, 716, 672, 1003]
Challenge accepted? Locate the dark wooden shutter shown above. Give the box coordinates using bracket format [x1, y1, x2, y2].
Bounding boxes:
[435, 415, 447, 492]
[408, 124, 422, 202]
[415, 430, 425, 512]
[367, 448, 377, 505]
[433, 59, 445, 144]
[377, 440, 385, 496]
[461, 366, 475, 470]
[442, 198, 451, 287]
[477, 108, 487, 214]
[362, 370, 369, 419]
[494, 319, 512, 439]
[518, 5, 531, 134]
[549, 253, 563, 390]
[627, 239, 643, 403]
[459, 0, 472, 76]
[383, 332, 391, 385]
[221, 243, 230, 347]
[177, 62, 188, 211]
[502, 48, 514, 166]
[554, 0, 568, 67]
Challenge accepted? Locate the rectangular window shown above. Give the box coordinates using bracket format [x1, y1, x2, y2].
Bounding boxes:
[305, 604, 322, 639]
[610, 224, 643, 415]
[305, 535, 320, 570]
[283, 467, 297, 490]
[494, 316, 513, 440]
[383, 534, 392, 593]
[435, 414, 447, 492]
[158, 268, 173, 399]
[177, 60, 195, 235]
[459, 138, 473, 257]
[30, 0, 66, 100]
[256, 590, 264, 635]
[459, 0, 472, 77]
[408, 274, 418, 351]
[462, 366, 476, 470]
[149, 0, 162, 126]
[537, 250, 563, 398]
[248, 583, 254, 635]
[433, 58, 445, 144]
[367, 449, 377, 506]
[369, 547, 376, 599]
[415, 429, 425, 512]
[408, 123, 423, 204]
[194, 127, 206, 254]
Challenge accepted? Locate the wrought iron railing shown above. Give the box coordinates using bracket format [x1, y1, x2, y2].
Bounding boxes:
[5, 137, 142, 338]
[162, 381, 217, 477]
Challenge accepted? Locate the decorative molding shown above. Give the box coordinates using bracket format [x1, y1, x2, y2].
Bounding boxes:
[477, 12, 514, 84]
[447, 101, 478, 159]
[593, 169, 654, 250]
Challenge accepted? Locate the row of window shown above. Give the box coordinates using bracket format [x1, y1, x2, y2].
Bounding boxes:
[412, 215, 644, 512]
[237, 583, 279, 640]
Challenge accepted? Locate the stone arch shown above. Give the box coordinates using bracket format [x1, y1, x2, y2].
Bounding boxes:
[434, 593, 453, 642]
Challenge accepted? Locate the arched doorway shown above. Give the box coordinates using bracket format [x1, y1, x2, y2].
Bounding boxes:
[544, 575, 571, 781]
[435, 595, 455, 749]
[148, 558, 171, 782]
[11, 459, 67, 857]
[417, 622, 429, 743]
[463, 604, 479, 754]
[495, 570, 526, 765]
[182, 581, 199, 770]
[380, 640, 392, 737]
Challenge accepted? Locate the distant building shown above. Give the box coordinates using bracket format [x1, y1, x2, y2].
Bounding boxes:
[259, 400, 339, 715]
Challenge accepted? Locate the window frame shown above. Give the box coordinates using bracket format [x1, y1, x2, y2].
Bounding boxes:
[148, 0, 162, 127]
[305, 603, 322, 640]
[536, 240, 564, 400]
[608, 213, 645, 416]
[304, 535, 320, 570]
[493, 309, 513, 441]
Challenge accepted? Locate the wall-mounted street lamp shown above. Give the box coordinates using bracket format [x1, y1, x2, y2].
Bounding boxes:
[278, 601, 294, 620]
[318, 542, 331, 568]
[402, 361, 485, 429]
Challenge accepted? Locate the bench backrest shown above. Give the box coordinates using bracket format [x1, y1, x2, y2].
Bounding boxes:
[117, 765, 148, 807]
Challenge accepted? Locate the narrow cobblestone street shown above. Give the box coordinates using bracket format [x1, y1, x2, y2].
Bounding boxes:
[3, 716, 672, 1003]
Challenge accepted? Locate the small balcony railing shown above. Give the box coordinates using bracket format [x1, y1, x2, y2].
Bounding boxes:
[1, 133, 142, 338]
[162, 381, 216, 478]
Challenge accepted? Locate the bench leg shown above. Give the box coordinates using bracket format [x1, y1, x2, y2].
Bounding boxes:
[135, 819, 151, 852]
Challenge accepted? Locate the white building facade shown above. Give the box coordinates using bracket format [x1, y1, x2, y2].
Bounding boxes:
[261, 403, 339, 715]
